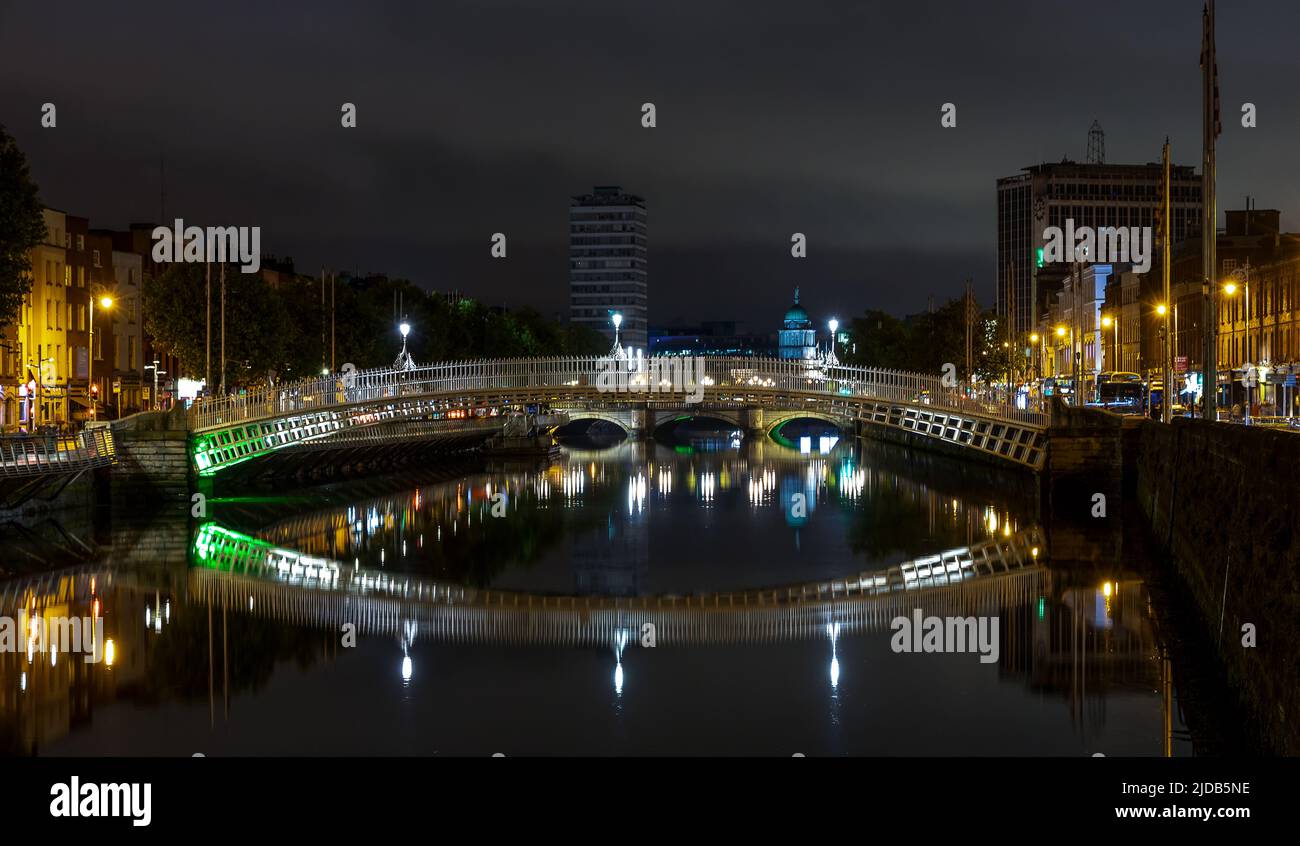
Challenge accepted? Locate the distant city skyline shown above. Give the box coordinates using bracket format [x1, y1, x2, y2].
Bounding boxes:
[4, 1, 1300, 328]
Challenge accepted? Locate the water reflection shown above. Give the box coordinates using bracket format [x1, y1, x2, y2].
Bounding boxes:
[0, 437, 1207, 756]
[217, 438, 1034, 598]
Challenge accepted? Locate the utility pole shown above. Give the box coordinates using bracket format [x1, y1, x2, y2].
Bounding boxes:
[1162, 139, 1173, 423]
[206, 261, 211, 391]
[1201, 0, 1220, 420]
[964, 278, 973, 385]
[320, 269, 327, 374]
[220, 262, 226, 396]
[1073, 258, 1082, 406]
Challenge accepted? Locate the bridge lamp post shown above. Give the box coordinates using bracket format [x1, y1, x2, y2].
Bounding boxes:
[610, 312, 624, 358]
[394, 319, 416, 371]
[827, 318, 839, 365]
[88, 295, 113, 421]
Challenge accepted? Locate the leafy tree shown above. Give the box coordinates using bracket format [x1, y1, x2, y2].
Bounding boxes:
[144, 264, 319, 389]
[0, 125, 46, 327]
[842, 309, 909, 369]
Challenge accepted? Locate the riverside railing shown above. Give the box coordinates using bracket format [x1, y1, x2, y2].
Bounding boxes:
[0, 428, 116, 478]
[188, 356, 1050, 431]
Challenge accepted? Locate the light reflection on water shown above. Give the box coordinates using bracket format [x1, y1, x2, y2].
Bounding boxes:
[0, 436, 1198, 757]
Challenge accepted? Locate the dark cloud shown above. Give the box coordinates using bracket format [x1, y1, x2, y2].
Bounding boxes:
[3, 0, 1298, 329]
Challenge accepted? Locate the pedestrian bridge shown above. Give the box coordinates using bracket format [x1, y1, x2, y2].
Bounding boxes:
[0, 429, 116, 509]
[186, 356, 1049, 476]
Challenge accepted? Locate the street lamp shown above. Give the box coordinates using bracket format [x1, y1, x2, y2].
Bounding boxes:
[88, 294, 113, 421]
[144, 360, 165, 412]
[1101, 315, 1114, 373]
[610, 311, 624, 358]
[1053, 325, 1076, 403]
[827, 318, 839, 364]
[1223, 262, 1254, 422]
[395, 319, 415, 371]
[1154, 303, 1171, 422]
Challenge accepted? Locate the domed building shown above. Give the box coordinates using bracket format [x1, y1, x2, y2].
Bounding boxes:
[778, 287, 817, 360]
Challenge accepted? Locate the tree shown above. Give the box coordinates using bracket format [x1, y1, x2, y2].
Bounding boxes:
[143, 264, 319, 389]
[842, 310, 909, 369]
[0, 125, 46, 327]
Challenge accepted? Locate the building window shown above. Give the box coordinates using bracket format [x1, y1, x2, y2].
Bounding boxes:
[78, 304, 86, 331]
[92, 249, 101, 268]
[76, 235, 84, 251]
[1223, 259, 1237, 274]
[64, 265, 71, 286]
[128, 336, 137, 371]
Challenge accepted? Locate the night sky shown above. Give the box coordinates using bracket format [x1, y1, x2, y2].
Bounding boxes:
[2, 0, 1298, 331]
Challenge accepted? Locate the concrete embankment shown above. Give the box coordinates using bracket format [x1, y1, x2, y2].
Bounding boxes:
[1046, 398, 1298, 754]
[108, 407, 194, 503]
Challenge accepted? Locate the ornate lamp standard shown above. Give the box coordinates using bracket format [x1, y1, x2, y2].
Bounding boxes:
[827, 318, 839, 365]
[394, 319, 416, 371]
[609, 311, 625, 359]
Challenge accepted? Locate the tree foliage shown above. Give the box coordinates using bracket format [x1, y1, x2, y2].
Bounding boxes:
[0, 125, 46, 327]
[840, 296, 1025, 384]
[144, 267, 612, 390]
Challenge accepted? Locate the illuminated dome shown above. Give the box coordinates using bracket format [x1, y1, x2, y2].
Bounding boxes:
[783, 288, 812, 328]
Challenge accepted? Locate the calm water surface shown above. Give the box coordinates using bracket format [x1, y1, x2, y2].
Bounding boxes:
[1, 435, 1201, 756]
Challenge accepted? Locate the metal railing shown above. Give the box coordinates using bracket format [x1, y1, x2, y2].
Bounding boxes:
[0, 429, 117, 478]
[188, 356, 1050, 432]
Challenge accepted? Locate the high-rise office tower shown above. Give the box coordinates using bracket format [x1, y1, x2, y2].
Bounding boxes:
[569, 186, 647, 350]
[996, 161, 1202, 338]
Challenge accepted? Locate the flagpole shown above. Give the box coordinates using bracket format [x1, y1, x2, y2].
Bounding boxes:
[1201, 0, 1219, 421]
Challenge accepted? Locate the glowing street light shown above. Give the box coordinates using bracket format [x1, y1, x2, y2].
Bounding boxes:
[88, 294, 114, 420]
[609, 311, 624, 358]
[827, 318, 840, 364]
[1223, 263, 1254, 422]
[394, 319, 415, 370]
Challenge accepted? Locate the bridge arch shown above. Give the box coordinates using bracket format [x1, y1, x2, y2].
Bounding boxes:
[554, 411, 634, 436]
[764, 410, 851, 438]
[650, 410, 746, 437]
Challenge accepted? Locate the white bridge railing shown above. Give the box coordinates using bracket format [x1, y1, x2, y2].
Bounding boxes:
[188, 356, 1048, 432]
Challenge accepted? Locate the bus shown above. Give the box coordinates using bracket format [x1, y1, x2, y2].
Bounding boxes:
[1090, 375, 1145, 413]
